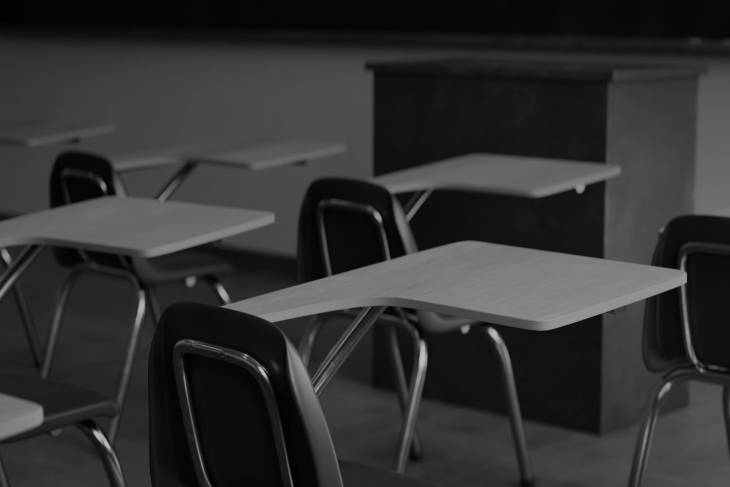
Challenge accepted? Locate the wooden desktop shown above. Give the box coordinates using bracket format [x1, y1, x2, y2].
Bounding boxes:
[374, 153, 620, 199]
[229, 241, 684, 330]
[0, 393, 42, 441]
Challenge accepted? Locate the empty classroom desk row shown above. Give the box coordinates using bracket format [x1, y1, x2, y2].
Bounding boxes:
[0, 141, 721, 487]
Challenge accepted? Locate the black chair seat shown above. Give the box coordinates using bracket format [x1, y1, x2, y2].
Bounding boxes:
[0, 374, 118, 442]
[339, 461, 442, 487]
[132, 250, 233, 285]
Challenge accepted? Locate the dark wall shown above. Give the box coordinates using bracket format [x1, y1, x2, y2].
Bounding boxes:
[3, 0, 729, 39]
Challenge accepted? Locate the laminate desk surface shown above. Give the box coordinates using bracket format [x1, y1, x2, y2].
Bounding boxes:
[227, 241, 685, 331]
[0, 120, 115, 147]
[112, 138, 346, 172]
[707, 207, 730, 218]
[0, 393, 43, 441]
[0, 196, 274, 258]
[373, 153, 621, 198]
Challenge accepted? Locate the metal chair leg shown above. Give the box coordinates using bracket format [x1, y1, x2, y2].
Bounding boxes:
[204, 276, 231, 305]
[107, 286, 146, 444]
[482, 326, 534, 487]
[393, 326, 428, 473]
[40, 263, 146, 444]
[298, 315, 328, 368]
[1, 248, 42, 367]
[144, 286, 162, 328]
[75, 420, 126, 487]
[41, 267, 85, 378]
[628, 375, 675, 487]
[0, 452, 9, 487]
[387, 317, 424, 460]
[722, 387, 730, 465]
[11, 285, 41, 367]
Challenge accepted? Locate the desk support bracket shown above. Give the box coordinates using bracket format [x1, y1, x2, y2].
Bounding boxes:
[156, 161, 199, 202]
[0, 247, 43, 366]
[312, 306, 385, 396]
[0, 245, 44, 305]
[404, 188, 434, 222]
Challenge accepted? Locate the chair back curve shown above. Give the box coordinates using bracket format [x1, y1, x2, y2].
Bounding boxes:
[49, 151, 129, 268]
[297, 177, 416, 284]
[149, 302, 344, 487]
[644, 215, 730, 372]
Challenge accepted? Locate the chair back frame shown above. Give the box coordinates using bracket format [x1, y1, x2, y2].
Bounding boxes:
[54, 160, 133, 270]
[678, 241, 730, 373]
[316, 198, 391, 277]
[172, 339, 294, 487]
[59, 167, 112, 262]
[60, 167, 111, 203]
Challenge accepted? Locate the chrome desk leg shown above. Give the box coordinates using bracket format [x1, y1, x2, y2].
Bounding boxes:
[312, 306, 385, 396]
[387, 318, 424, 460]
[76, 420, 127, 487]
[108, 286, 146, 444]
[144, 286, 162, 329]
[156, 161, 198, 202]
[403, 188, 434, 223]
[483, 326, 534, 486]
[0, 248, 42, 366]
[393, 326, 428, 473]
[41, 266, 85, 378]
[723, 386, 730, 463]
[0, 245, 44, 366]
[205, 276, 231, 305]
[0, 452, 9, 487]
[299, 315, 328, 369]
[0, 245, 44, 305]
[628, 374, 676, 487]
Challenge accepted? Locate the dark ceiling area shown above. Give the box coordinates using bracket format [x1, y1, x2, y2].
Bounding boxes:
[2, 0, 729, 40]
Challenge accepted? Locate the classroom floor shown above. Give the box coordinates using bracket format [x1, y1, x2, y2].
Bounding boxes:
[0, 250, 727, 487]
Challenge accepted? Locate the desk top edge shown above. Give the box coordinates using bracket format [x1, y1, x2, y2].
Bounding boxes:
[111, 138, 346, 172]
[0, 122, 116, 147]
[226, 241, 685, 329]
[374, 154, 622, 196]
[366, 58, 707, 82]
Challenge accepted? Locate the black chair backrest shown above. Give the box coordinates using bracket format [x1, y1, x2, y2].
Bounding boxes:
[149, 302, 344, 487]
[49, 151, 128, 268]
[644, 215, 730, 372]
[297, 178, 415, 284]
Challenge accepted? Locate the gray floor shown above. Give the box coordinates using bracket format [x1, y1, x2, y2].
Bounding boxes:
[0, 250, 728, 486]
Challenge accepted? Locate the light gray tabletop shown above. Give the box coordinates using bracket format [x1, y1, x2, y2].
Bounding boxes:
[227, 240, 684, 331]
[112, 138, 346, 172]
[227, 240, 683, 397]
[0, 196, 274, 258]
[374, 153, 621, 199]
[111, 138, 346, 202]
[0, 393, 43, 441]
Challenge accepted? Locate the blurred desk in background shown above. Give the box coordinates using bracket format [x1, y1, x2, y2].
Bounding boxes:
[374, 153, 621, 220]
[0, 120, 115, 147]
[112, 138, 346, 201]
